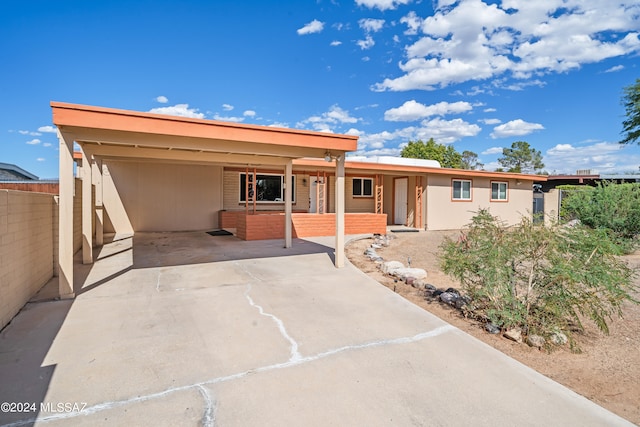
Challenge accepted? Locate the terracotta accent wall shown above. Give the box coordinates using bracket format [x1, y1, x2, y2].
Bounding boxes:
[234, 212, 387, 240]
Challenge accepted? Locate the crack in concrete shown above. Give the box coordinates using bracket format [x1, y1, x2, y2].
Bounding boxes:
[196, 384, 215, 427]
[2, 325, 454, 426]
[244, 284, 302, 362]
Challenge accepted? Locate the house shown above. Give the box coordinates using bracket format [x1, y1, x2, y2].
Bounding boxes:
[0, 162, 38, 181]
[52, 102, 545, 299]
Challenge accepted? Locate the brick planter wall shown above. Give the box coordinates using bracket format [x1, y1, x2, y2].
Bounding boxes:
[234, 212, 387, 240]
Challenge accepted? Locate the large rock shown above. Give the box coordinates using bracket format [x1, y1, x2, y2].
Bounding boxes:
[504, 327, 523, 343]
[380, 261, 405, 275]
[391, 267, 427, 280]
[439, 291, 458, 305]
[551, 331, 568, 345]
[526, 334, 546, 348]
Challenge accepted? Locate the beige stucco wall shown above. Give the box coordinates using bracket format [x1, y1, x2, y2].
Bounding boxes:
[0, 190, 55, 330]
[103, 161, 224, 232]
[426, 175, 533, 230]
[543, 189, 560, 226]
[345, 176, 375, 213]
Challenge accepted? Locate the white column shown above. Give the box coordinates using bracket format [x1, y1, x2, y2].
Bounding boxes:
[335, 154, 345, 267]
[284, 160, 293, 248]
[93, 157, 104, 246]
[81, 147, 93, 264]
[58, 130, 75, 298]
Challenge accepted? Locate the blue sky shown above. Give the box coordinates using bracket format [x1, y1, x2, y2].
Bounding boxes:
[2, 0, 640, 179]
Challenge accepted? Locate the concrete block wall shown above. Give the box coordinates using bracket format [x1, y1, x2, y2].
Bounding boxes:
[0, 190, 55, 330]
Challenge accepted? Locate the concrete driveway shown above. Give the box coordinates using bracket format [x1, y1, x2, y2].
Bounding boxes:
[0, 232, 634, 426]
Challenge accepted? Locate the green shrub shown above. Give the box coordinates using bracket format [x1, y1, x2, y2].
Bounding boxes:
[560, 181, 640, 240]
[440, 209, 637, 350]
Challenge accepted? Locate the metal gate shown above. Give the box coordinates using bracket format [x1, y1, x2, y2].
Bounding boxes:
[533, 193, 544, 224]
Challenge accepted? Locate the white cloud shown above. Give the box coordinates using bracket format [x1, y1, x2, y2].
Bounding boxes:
[490, 119, 544, 138]
[544, 141, 639, 174]
[356, 117, 480, 153]
[36, 157, 45, 162]
[38, 125, 57, 134]
[243, 110, 256, 117]
[400, 11, 423, 35]
[330, 40, 342, 46]
[148, 104, 205, 119]
[222, 104, 234, 111]
[384, 100, 473, 121]
[298, 105, 359, 132]
[604, 64, 624, 73]
[155, 96, 168, 103]
[19, 130, 41, 136]
[213, 114, 244, 122]
[482, 146, 504, 155]
[355, 0, 411, 11]
[483, 108, 497, 113]
[375, 1, 640, 91]
[26, 138, 41, 145]
[297, 19, 324, 35]
[359, 18, 385, 33]
[480, 118, 501, 125]
[43, 142, 52, 147]
[357, 35, 375, 50]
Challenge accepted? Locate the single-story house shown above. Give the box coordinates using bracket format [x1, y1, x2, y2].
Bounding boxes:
[52, 102, 546, 298]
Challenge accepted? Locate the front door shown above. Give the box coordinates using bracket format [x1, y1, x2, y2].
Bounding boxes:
[394, 178, 408, 225]
[310, 177, 325, 213]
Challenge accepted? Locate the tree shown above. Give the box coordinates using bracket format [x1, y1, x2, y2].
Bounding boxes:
[461, 150, 483, 170]
[401, 138, 463, 168]
[498, 141, 544, 173]
[620, 78, 640, 145]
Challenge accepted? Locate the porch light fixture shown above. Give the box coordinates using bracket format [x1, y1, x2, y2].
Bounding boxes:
[324, 151, 332, 162]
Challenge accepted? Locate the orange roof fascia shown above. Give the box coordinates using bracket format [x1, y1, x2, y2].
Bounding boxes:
[51, 101, 358, 152]
[293, 158, 548, 181]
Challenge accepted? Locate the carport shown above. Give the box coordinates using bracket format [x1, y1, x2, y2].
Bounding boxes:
[52, 102, 358, 298]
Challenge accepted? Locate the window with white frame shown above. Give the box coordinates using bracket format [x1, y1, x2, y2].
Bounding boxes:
[452, 179, 472, 200]
[491, 181, 508, 201]
[240, 173, 295, 203]
[352, 177, 373, 197]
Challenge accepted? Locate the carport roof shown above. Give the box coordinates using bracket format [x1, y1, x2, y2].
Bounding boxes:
[51, 102, 358, 162]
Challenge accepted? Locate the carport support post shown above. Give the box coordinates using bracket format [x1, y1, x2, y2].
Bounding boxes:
[57, 130, 75, 298]
[284, 160, 292, 248]
[335, 154, 345, 268]
[81, 148, 93, 264]
[92, 157, 104, 246]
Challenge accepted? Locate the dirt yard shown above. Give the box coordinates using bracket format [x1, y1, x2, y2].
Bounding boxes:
[346, 230, 640, 425]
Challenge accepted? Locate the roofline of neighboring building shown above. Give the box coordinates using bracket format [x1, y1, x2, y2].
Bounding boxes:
[0, 162, 39, 180]
[51, 101, 358, 152]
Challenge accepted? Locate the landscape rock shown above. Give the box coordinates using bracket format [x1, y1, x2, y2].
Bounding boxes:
[432, 289, 444, 297]
[504, 327, 523, 343]
[392, 267, 428, 280]
[526, 334, 546, 348]
[454, 295, 470, 310]
[405, 276, 416, 286]
[445, 287, 460, 296]
[439, 291, 458, 305]
[485, 323, 501, 334]
[551, 331, 568, 345]
[380, 261, 404, 275]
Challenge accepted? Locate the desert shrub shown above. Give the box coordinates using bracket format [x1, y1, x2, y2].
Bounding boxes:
[560, 181, 640, 241]
[440, 209, 637, 349]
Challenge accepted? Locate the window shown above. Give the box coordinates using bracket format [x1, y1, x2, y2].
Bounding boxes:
[240, 173, 295, 203]
[452, 179, 472, 201]
[352, 178, 373, 197]
[491, 181, 508, 201]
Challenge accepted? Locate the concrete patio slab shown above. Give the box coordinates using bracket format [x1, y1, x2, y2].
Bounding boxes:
[0, 232, 634, 426]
